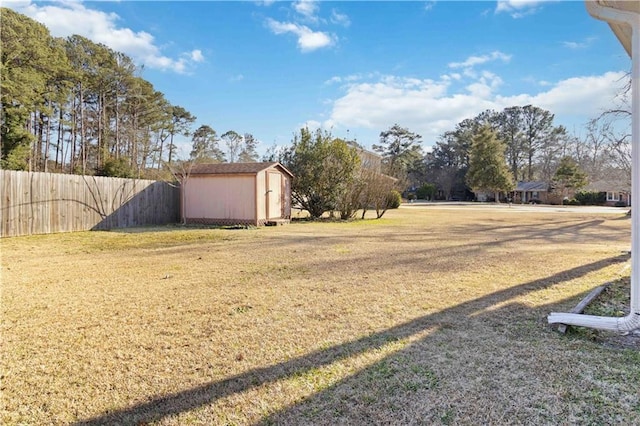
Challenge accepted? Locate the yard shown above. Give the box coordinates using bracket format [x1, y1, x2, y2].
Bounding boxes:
[1, 204, 639, 425]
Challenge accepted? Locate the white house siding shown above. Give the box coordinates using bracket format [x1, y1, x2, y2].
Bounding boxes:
[185, 175, 256, 223]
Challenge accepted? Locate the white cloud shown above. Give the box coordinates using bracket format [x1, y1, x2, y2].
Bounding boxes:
[190, 49, 205, 63]
[424, 1, 437, 12]
[330, 9, 351, 27]
[324, 72, 378, 85]
[293, 0, 319, 22]
[326, 71, 627, 145]
[266, 18, 334, 52]
[265, 1, 344, 52]
[562, 37, 596, 49]
[299, 120, 323, 131]
[8, 0, 203, 74]
[441, 73, 462, 82]
[507, 72, 627, 116]
[448, 51, 512, 69]
[465, 71, 503, 98]
[495, 0, 552, 18]
[562, 41, 583, 49]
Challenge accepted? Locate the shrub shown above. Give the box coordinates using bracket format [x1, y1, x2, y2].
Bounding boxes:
[615, 200, 628, 207]
[566, 198, 580, 206]
[416, 183, 436, 200]
[386, 190, 402, 209]
[96, 158, 136, 178]
[575, 190, 606, 206]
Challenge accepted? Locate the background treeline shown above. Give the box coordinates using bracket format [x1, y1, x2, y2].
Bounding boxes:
[364, 104, 630, 201]
[420, 104, 630, 199]
[2, 7, 630, 202]
[1, 8, 260, 178]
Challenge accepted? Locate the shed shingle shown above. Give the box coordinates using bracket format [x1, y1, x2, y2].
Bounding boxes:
[190, 162, 293, 177]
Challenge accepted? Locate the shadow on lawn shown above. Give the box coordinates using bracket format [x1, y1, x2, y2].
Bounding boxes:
[264, 218, 628, 279]
[74, 253, 629, 425]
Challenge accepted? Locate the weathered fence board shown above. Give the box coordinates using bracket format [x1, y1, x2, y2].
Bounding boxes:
[1, 170, 180, 237]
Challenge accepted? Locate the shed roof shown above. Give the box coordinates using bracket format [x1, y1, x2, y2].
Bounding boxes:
[190, 162, 293, 177]
[595, 0, 640, 57]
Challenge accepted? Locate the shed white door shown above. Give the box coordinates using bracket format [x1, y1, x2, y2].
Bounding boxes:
[268, 172, 282, 219]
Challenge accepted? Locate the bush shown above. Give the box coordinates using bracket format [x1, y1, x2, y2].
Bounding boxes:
[96, 158, 136, 178]
[386, 190, 402, 209]
[575, 190, 606, 206]
[615, 200, 628, 207]
[416, 183, 436, 200]
[565, 198, 581, 206]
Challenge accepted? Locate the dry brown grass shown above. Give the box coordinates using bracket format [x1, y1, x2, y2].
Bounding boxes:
[2, 204, 639, 425]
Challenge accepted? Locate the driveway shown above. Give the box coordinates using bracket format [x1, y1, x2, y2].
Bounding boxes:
[402, 201, 630, 214]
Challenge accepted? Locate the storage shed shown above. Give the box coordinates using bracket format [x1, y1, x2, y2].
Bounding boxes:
[183, 162, 293, 226]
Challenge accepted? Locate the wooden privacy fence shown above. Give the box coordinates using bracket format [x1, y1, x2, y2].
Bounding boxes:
[1, 170, 180, 237]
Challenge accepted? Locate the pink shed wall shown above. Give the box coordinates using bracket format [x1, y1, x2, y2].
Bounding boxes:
[256, 170, 267, 220]
[185, 175, 256, 221]
[268, 171, 283, 219]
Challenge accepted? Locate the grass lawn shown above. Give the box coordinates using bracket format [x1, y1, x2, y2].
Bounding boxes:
[1, 204, 639, 425]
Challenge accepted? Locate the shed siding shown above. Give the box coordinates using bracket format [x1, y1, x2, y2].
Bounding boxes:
[256, 170, 267, 221]
[283, 174, 292, 218]
[268, 171, 283, 219]
[185, 175, 255, 220]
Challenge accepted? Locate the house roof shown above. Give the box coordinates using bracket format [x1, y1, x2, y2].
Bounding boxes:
[190, 162, 293, 177]
[585, 179, 631, 192]
[594, 0, 639, 58]
[515, 181, 548, 192]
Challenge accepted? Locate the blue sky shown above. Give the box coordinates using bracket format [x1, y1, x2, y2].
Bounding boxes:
[7, 0, 631, 158]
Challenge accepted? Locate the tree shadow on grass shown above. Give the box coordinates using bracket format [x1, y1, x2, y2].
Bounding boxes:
[257, 298, 640, 426]
[73, 253, 629, 425]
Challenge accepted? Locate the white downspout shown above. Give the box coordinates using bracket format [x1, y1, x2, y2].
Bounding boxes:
[548, 1, 640, 333]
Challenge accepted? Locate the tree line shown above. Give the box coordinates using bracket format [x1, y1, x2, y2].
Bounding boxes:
[273, 95, 628, 219]
[369, 104, 630, 201]
[1, 8, 259, 178]
[3, 7, 629, 207]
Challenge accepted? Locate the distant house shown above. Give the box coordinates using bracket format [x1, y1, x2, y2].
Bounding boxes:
[473, 181, 548, 203]
[585, 180, 631, 207]
[472, 190, 494, 202]
[514, 181, 549, 204]
[183, 162, 293, 226]
[348, 143, 383, 172]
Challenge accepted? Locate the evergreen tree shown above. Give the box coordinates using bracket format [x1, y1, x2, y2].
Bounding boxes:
[221, 130, 243, 163]
[190, 125, 224, 162]
[1, 8, 197, 174]
[1, 7, 63, 169]
[552, 156, 588, 199]
[373, 124, 423, 181]
[239, 133, 259, 163]
[466, 125, 514, 200]
[281, 128, 360, 219]
[167, 106, 196, 164]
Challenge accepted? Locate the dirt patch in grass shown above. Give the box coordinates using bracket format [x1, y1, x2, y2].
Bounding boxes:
[2, 206, 638, 425]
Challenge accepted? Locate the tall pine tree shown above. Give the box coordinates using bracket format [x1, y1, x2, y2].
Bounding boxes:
[466, 125, 514, 201]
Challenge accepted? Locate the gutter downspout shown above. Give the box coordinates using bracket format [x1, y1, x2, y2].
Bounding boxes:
[548, 1, 640, 333]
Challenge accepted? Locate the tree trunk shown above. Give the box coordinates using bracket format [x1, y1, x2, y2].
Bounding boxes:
[43, 104, 52, 172]
[80, 83, 86, 175]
